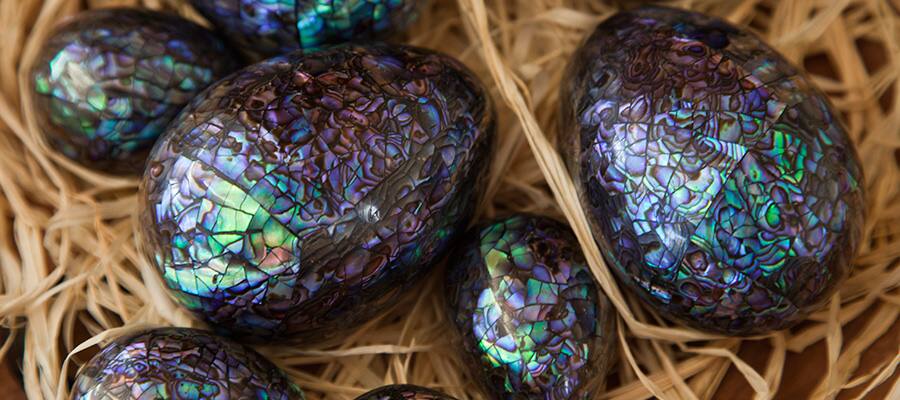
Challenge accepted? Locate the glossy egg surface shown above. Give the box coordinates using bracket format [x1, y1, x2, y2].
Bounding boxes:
[356, 385, 456, 400]
[140, 43, 494, 341]
[446, 215, 616, 399]
[71, 327, 304, 399]
[190, 0, 420, 58]
[561, 6, 865, 334]
[30, 8, 237, 174]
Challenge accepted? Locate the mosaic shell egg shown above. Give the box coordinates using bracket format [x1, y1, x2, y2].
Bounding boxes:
[139, 43, 494, 342]
[30, 8, 237, 175]
[190, 0, 420, 59]
[71, 327, 304, 399]
[560, 6, 865, 335]
[446, 215, 616, 399]
[356, 385, 457, 400]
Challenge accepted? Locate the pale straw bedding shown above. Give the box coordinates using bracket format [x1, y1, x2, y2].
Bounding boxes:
[0, 0, 897, 399]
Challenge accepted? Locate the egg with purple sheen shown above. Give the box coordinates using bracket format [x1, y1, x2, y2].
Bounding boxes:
[560, 6, 865, 335]
[139, 43, 495, 342]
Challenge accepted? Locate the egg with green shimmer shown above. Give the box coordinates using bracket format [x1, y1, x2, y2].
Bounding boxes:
[446, 215, 616, 399]
[356, 385, 457, 400]
[190, 0, 421, 59]
[139, 43, 494, 342]
[30, 8, 237, 175]
[560, 6, 865, 335]
[71, 327, 304, 399]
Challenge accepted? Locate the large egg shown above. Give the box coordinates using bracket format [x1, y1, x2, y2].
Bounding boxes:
[560, 6, 865, 335]
[139, 43, 494, 341]
[356, 385, 456, 400]
[190, 0, 421, 59]
[446, 215, 616, 399]
[30, 8, 237, 174]
[71, 327, 304, 399]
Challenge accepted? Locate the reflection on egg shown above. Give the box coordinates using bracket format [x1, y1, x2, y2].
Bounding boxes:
[71, 328, 304, 399]
[190, 0, 421, 58]
[139, 43, 494, 342]
[561, 6, 865, 335]
[356, 385, 457, 400]
[446, 215, 616, 399]
[30, 8, 237, 174]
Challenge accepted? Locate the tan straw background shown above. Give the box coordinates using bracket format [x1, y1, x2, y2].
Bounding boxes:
[0, 0, 897, 398]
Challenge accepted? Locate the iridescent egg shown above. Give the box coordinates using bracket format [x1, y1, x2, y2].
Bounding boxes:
[139, 43, 494, 341]
[71, 327, 304, 399]
[30, 8, 237, 174]
[560, 6, 865, 335]
[356, 385, 456, 400]
[446, 215, 616, 399]
[190, 0, 421, 58]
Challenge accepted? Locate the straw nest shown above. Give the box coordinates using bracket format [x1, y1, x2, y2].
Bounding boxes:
[0, 0, 897, 399]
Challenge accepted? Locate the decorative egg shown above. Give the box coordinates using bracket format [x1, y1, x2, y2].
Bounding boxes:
[30, 8, 237, 174]
[190, 0, 421, 59]
[139, 43, 494, 341]
[71, 327, 304, 399]
[356, 385, 457, 400]
[445, 215, 616, 399]
[560, 6, 865, 335]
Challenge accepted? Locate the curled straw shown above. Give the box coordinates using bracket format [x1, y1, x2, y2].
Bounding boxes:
[0, 0, 897, 399]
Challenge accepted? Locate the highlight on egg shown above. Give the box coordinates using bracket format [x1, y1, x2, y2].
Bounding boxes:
[30, 8, 237, 174]
[445, 215, 616, 399]
[190, 0, 421, 59]
[71, 327, 304, 399]
[355, 384, 457, 400]
[139, 43, 495, 342]
[561, 6, 865, 335]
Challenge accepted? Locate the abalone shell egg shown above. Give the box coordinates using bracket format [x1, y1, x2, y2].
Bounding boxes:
[446, 215, 616, 399]
[560, 6, 865, 335]
[71, 327, 304, 399]
[30, 8, 237, 175]
[190, 0, 420, 59]
[356, 385, 457, 400]
[139, 43, 494, 342]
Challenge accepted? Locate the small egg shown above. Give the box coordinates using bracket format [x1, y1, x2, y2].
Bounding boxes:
[445, 215, 616, 399]
[356, 385, 457, 400]
[190, 0, 421, 58]
[560, 6, 865, 335]
[29, 8, 237, 174]
[139, 43, 494, 342]
[71, 327, 304, 399]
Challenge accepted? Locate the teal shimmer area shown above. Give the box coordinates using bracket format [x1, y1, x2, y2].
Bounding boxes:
[447, 215, 616, 399]
[190, 0, 420, 59]
[29, 8, 236, 174]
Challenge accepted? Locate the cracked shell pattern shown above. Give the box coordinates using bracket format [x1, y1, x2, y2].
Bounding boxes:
[190, 0, 419, 59]
[560, 7, 865, 335]
[139, 43, 494, 341]
[355, 385, 457, 400]
[30, 8, 237, 174]
[71, 327, 304, 399]
[446, 215, 616, 399]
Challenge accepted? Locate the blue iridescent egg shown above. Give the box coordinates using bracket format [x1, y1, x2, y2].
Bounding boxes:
[71, 327, 304, 399]
[190, 0, 421, 59]
[356, 385, 457, 400]
[30, 8, 237, 174]
[561, 6, 865, 335]
[139, 43, 494, 342]
[446, 215, 616, 399]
